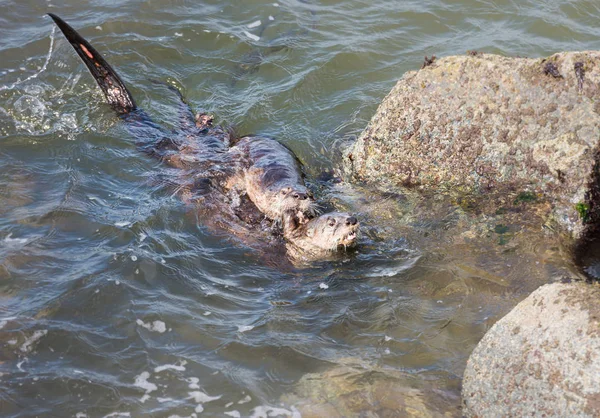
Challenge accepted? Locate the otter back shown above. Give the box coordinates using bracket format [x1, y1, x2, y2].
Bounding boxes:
[233, 136, 313, 221]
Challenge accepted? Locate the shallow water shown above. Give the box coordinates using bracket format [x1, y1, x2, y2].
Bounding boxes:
[0, 1, 595, 416]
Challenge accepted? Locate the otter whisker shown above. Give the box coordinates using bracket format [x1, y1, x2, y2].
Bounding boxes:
[170, 183, 189, 198]
[310, 205, 323, 216]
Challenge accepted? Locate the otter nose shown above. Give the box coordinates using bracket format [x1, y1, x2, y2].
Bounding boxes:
[346, 216, 358, 226]
[293, 192, 308, 200]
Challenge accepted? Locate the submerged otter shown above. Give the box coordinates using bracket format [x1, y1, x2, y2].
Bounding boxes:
[48, 13, 358, 261]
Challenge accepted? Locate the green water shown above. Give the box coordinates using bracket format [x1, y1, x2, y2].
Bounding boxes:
[0, 1, 595, 416]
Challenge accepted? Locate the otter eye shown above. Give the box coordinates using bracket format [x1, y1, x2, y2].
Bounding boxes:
[327, 218, 336, 227]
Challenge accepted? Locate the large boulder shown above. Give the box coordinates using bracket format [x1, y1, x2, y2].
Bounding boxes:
[462, 282, 600, 417]
[343, 52, 600, 239]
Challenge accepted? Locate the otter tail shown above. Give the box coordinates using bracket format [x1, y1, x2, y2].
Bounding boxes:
[48, 13, 136, 114]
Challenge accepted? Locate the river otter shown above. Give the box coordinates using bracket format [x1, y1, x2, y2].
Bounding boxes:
[283, 211, 359, 259]
[48, 13, 358, 261]
[232, 136, 316, 223]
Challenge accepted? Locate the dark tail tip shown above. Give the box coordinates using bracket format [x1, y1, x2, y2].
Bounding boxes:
[48, 13, 137, 114]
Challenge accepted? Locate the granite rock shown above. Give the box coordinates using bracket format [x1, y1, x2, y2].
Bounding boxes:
[344, 52, 600, 238]
[462, 282, 600, 417]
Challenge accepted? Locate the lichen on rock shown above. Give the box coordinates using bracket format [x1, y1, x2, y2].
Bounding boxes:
[344, 51, 600, 239]
[461, 282, 600, 417]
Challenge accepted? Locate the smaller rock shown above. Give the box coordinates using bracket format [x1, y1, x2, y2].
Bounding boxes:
[462, 282, 600, 417]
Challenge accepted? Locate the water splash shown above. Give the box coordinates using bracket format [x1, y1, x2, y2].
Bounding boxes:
[0, 26, 56, 92]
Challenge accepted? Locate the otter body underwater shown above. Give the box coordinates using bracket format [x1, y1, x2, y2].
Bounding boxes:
[48, 13, 359, 263]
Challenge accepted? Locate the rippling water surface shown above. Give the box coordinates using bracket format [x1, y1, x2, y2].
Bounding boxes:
[1, 1, 597, 416]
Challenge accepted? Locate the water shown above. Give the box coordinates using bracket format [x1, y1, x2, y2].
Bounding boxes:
[0, 1, 595, 416]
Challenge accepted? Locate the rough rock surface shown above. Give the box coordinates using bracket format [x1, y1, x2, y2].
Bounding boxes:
[462, 282, 600, 417]
[344, 52, 600, 238]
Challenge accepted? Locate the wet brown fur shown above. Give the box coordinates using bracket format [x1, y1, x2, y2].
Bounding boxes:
[283, 211, 359, 257]
[50, 14, 357, 263]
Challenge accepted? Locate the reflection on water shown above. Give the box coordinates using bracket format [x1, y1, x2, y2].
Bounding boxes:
[0, 0, 594, 416]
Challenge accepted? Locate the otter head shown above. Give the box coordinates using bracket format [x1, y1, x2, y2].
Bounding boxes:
[276, 186, 315, 219]
[284, 211, 359, 253]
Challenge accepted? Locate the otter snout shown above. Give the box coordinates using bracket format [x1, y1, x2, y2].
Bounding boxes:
[346, 216, 358, 226]
[293, 192, 308, 200]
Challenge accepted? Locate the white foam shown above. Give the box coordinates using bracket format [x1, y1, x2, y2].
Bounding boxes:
[102, 413, 131, 418]
[237, 325, 254, 333]
[203, 311, 211, 316]
[174, 32, 183, 37]
[155, 361, 187, 373]
[115, 221, 131, 227]
[157, 397, 174, 403]
[76, 413, 88, 418]
[187, 391, 221, 403]
[319, 283, 329, 290]
[187, 377, 200, 389]
[243, 31, 260, 42]
[168, 414, 197, 418]
[136, 319, 167, 333]
[238, 395, 251, 404]
[247, 20, 262, 29]
[131, 255, 138, 261]
[0, 317, 16, 329]
[384, 335, 392, 342]
[134, 371, 157, 403]
[20, 330, 47, 353]
[269, 16, 275, 21]
[250, 406, 297, 418]
[4, 233, 29, 245]
[17, 359, 27, 371]
[225, 411, 241, 418]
